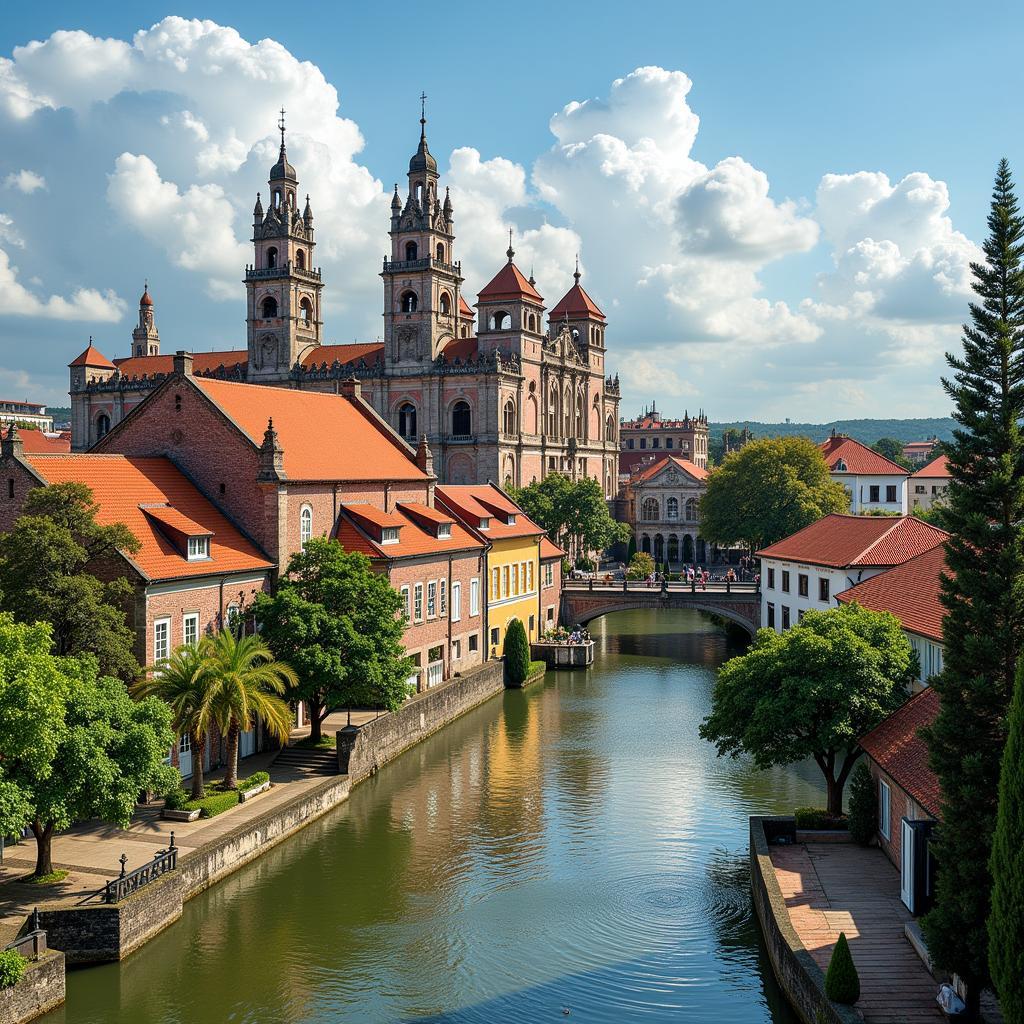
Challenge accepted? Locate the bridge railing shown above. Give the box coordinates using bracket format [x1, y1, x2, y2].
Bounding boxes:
[563, 578, 759, 595]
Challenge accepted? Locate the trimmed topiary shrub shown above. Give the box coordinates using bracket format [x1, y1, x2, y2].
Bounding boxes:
[503, 618, 531, 686]
[824, 932, 860, 1004]
[0, 950, 27, 988]
[847, 761, 877, 846]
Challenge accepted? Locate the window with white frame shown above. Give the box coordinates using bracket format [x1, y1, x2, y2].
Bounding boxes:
[438, 523, 452, 539]
[878, 778, 891, 839]
[491, 568, 500, 600]
[187, 535, 210, 560]
[503, 565, 510, 597]
[479, 517, 490, 531]
[183, 612, 200, 647]
[470, 578, 480, 616]
[451, 582, 462, 622]
[400, 585, 411, 620]
[300, 505, 313, 547]
[512, 564, 520, 596]
[154, 618, 170, 663]
[544, 563, 553, 587]
[440, 580, 447, 616]
[413, 583, 423, 621]
[381, 527, 400, 545]
[427, 581, 437, 617]
[226, 603, 241, 633]
[527, 561, 534, 592]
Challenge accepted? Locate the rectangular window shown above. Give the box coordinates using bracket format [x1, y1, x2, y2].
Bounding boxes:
[381, 527, 400, 544]
[438, 523, 452, 539]
[527, 561, 534, 592]
[798, 609, 806, 622]
[503, 565, 510, 598]
[627, 439, 634, 449]
[915, 484, 926, 494]
[491, 568, 500, 600]
[414, 583, 423, 622]
[547, 606, 554, 622]
[767, 602, 775, 629]
[452, 639, 461, 660]
[183, 612, 199, 647]
[544, 563, 553, 587]
[819, 577, 830, 603]
[427, 581, 437, 618]
[781, 570, 790, 593]
[490, 627, 499, 647]
[154, 618, 170, 663]
[187, 535, 209, 560]
[879, 779, 891, 839]
[798, 574, 808, 598]
[767, 567, 775, 589]
[886, 484, 897, 503]
[782, 606, 791, 630]
[529, 614, 535, 634]
[640, 438, 647, 449]
[512, 563, 520, 596]
[652, 438, 660, 448]
[869, 485, 880, 503]
[451, 582, 461, 622]
[401, 585, 411, 619]
[439, 580, 447, 616]
[469, 633, 479, 653]
[470, 578, 480, 616]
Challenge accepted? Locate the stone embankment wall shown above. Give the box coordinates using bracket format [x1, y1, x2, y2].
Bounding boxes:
[749, 816, 862, 1024]
[0, 951, 65, 1024]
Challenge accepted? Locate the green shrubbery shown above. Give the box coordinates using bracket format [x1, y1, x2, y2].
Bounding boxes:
[164, 771, 270, 818]
[847, 762, 877, 846]
[239, 771, 269, 792]
[0, 950, 26, 988]
[794, 807, 848, 831]
[824, 932, 860, 1004]
[503, 619, 531, 686]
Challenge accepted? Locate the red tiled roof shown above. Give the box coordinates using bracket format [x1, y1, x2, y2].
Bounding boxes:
[343, 503, 406, 530]
[3, 428, 71, 454]
[25, 455, 271, 581]
[141, 505, 212, 538]
[477, 261, 543, 303]
[436, 484, 545, 540]
[69, 344, 115, 369]
[139, 287, 153, 307]
[836, 543, 948, 642]
[192, 378, 425, 483]
[549, 280, 605, 322]
[540, 537, 564, 560]
[397, 501, 453, 526]
[336, 503, 484, 559]
[631, 454, 708, 483]
[300, 343, 384, 368]
[860, 688, 942, 819]
[820, 435, 908, 476]
[912, 454, 950, 479]
[113, 350, 247, 377]
[458, 295, 475, 318]
[441, 336, 478, 362]
[756, 514, 948, 569]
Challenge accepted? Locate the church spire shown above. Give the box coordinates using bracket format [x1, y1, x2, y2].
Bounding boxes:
[132, 281, 160, 357]
[408, 92, 437, 176]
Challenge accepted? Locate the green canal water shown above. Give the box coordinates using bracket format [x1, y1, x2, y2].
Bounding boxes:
[51, 609, 822, 1024]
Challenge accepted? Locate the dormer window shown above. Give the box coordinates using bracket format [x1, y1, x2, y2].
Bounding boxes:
[835, 459, 847, 472]
[187, 536, 210, 560]
[479, 517, 491, 531]
[438, 523, 452, 539]
[507, 514, 517, 525]
[381, 527, 400, 545]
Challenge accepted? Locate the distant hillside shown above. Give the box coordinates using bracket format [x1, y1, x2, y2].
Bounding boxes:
[709, 418, 956, 445]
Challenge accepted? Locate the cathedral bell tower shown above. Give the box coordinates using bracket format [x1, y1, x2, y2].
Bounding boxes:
[132, 283, 160, 357]
[246, 111, 324, 382]
[382, 96, 463, 371]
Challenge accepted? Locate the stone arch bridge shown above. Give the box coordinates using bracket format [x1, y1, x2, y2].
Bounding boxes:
[561, 580, 761, 635]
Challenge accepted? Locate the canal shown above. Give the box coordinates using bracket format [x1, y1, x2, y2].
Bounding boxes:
[51, 609, 822, 1023]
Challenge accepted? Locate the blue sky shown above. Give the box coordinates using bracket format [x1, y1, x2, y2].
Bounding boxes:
[1, 2, 1021, 419]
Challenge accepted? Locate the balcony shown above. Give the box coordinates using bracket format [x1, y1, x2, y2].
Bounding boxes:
[245, 263, 322, 282]
[382, 256, 463, 277]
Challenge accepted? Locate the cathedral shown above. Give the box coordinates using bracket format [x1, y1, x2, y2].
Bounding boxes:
[70, 112, 621, 493]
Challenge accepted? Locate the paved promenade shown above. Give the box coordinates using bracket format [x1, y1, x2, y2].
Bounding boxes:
[770, 841, 942, 1023]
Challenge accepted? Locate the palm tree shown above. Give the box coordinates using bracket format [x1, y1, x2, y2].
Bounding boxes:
[205, 629, 296, 788]
[133, 642, 216, 800]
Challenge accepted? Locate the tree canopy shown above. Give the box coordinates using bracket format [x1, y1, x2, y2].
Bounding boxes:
[870, 437, 913, 469]
[0, 614, 176, 876]
[511, 475, 629, 563]
[698, 436, 849, 552]
[699, 604, 914, 814]
[254, 539, 412, 742]
[0, 482, 140, 680]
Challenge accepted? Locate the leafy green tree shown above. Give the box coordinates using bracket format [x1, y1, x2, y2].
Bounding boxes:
[503, 618, 531, 686]
[922, 161, 1024, 1015]
[204, 629, 296, 789]
[698, 436, 849, 552]
[133, 641, 219, 800]
[254, 539, 413, 743]
[988, 659, 1024, 1020]
[847, 761, 877, 846]
[0, 614, 175, 876]
[700, 604, 913, 814]
[0, 482, 140, 680]
[871, 437, 913, 469]
[512, 474, 629, 564]
[825, 932, 860, 1004]
[626, 534, 637, 561]
[626, 552, 655, 580]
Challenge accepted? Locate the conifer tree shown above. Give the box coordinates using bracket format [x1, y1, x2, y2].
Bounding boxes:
[503, 618, 531, 686]
[922, 159, 1024, 1015]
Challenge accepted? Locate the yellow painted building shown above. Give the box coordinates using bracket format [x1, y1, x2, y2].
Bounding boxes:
[436, 483, 546, 656]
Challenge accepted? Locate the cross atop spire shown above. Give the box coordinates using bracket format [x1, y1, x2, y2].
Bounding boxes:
[278, 108, 286, 149]
[574, 253, 581, 285]
[507, 227, 515, 263]
[420, 91, 427, 137]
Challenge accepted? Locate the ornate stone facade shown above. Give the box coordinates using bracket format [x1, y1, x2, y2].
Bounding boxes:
[69, 112, 621, 493]
[627, 455, 709, 566]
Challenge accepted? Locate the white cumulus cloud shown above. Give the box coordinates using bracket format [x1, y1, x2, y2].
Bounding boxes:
[3, 169, 46, 193]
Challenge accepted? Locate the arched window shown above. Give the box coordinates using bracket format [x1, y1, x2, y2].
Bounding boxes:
[300, 298, 313, 324]
[401, 291, 418, 313]
[527, 313, 536, 332]
[439, 292, 452, 316]
[405, 241, 418, 261]
[563, 389, 573, 437]
[653, 534, 664, 561]
[415, 182, 424, 205]
[548, 387, 558, 436]
[261, 296, 278, 319]
[641, 497, 659, 521]
[266, 247, 277, 269]
[273, 190, 281, 209]
[96, 413, 111, 440]
[491, 310, 510, 330]
[606, 415, 615, 441]
[685, 498, 697, 521]
[667, 497, 679, 520]
[575, 395, 584, 438]
[295, 249, 305, 270]
[452, 401, 471, 438]
[460, 324, 469, 338]
[436, 243, 445, 262]
[502, 399, 516, 436]
[398, 402, 417, 440]
[300, 506, 313, 548]
[641, 535, 651, 554]
[667, 535, 679, 563]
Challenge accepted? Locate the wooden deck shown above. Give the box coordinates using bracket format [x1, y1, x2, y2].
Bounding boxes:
[770, 842, 943, 1023]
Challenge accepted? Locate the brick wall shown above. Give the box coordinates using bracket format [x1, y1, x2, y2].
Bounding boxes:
[866, 759, 934, 870]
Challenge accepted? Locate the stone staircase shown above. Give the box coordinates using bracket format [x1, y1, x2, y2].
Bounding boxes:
[271, 745, 338, 778]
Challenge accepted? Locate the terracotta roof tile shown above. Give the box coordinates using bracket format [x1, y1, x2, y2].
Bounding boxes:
[912, 454, 950, 479]
[25, 455, 271, 581]
[458, 295, 475, 318]
[141, 505, 212, 538]
[477, 261, 543, 303]
[300, 343, 384, 368]
[836, 543, 948, 642]
[436, 484, 544, 540]
[3, 428, 71, 454]
[631, 454, 708, 483]
[192, 378, 425, 483]
[69, 344, 115, 369]
[860, 688, 942, 819]
[820, 435, 908, 475]
[540, 537, 564, 560]
[336, 503, 484, 559]
[441, 336, 478, 362]
[549, 281, 606, 322]
[113, 351, 247, 377]
[757, 514, 948, 568]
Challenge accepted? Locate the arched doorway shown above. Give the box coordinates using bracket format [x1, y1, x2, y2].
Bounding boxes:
[641, 535, 651, 554]
[667, 534, 679, 564]
[682, 534, 695, 564]
[653, 534, 664, 563]
[696, 538, 707, 564]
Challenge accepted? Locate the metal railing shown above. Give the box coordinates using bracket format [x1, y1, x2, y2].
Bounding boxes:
[79, 835, 178, 905]
[4, 909, 46, 959]
[564, 578, 758, 595]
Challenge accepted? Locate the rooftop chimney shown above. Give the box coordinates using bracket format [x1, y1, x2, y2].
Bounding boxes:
[173, 351, 194, 377]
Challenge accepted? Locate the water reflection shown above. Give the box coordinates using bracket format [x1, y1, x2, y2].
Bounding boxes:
[54, 609, 820, 1024]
